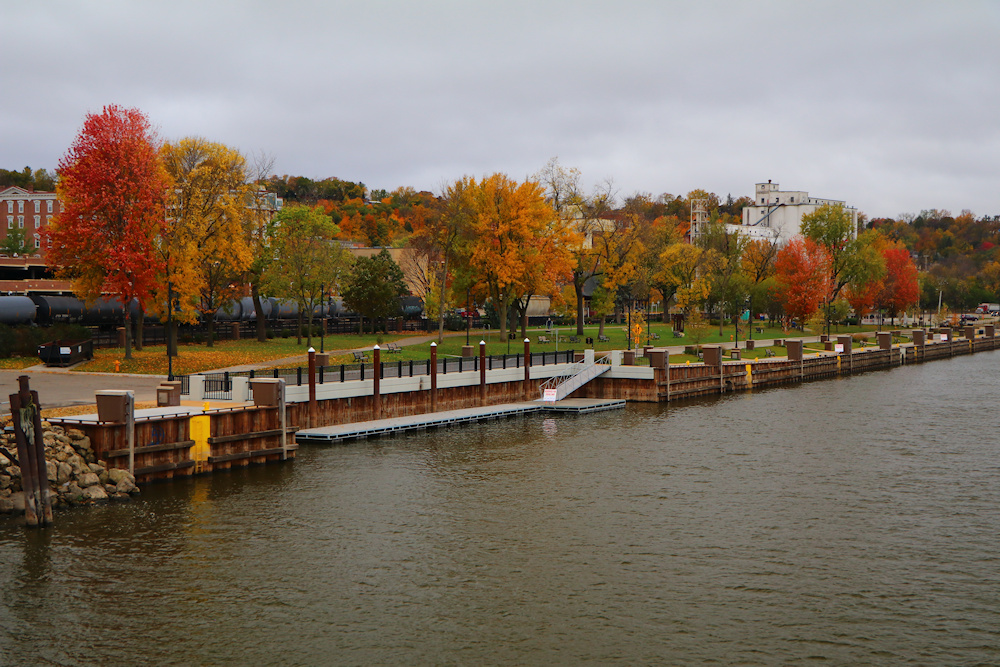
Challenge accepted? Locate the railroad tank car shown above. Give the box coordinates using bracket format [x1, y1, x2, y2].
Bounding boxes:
[0, 296, 37, 325]
[30, 295, 140, 326]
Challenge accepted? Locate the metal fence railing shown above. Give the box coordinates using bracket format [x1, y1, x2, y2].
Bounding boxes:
[181, 349, 580, 395]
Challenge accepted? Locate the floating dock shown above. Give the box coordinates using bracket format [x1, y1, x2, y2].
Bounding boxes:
[295, 398, 626, 444]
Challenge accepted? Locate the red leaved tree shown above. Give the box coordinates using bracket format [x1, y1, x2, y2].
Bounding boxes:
[774, 237, 830, 328]
[876, 245, 920, 323]
[47, 105, 167, 359]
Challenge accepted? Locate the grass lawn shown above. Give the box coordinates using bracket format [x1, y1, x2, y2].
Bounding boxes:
[6, 320, 887, 376]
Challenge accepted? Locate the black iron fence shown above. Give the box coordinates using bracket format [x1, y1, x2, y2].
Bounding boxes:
[181, 349, 580, 395]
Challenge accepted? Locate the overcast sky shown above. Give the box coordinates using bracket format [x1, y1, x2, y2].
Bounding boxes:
[4, 1, 998, 219]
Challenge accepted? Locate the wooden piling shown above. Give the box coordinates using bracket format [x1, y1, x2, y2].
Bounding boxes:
[9, 376, 53, 526]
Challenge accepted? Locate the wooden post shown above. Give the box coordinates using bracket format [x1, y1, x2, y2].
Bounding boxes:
[523, 338, 531, 400]
[430, 342, 437, 412]
[307, 347, 316, 428]
[373, 345, 381, 418]
[278, 378, 288, 460]
[479, 340, 486, 405]
[125, 391, 135, 476]
[9, 376, 53, 526]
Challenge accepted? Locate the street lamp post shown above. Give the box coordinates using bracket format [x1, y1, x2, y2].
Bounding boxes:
[466, 287, 471, 347]
[319, 283, 325, 354]
[166, 280, 174, 381]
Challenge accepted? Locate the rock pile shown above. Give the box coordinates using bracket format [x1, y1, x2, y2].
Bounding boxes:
[0, 421, 140, 515]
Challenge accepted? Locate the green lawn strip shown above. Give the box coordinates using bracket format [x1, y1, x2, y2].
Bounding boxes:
[0, 357, 37, 369]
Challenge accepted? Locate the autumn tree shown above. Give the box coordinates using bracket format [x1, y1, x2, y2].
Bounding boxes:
[876, 244, 920, 323]
[47, 105, 168, 359]
[801, 203, 882, 333]
[741, 237, 780, 331]
[655, 243, 713, 316]
[410, 183, 468, 343]
[157, 138, 256, 347]
[697, 220, 749, 334]
[341, 249, 408, 334]
[774, 237, 830, 327]
[453, 173, 573, 342]
[266, 204, 350, 346]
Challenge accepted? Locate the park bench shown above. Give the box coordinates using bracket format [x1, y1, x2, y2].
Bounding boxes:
[672, 330, 684, 338]
[385, 342, 402, 353]
[352, 351, 370, 363]
[650, 332, 660, 340]
[537, 335, 551, 344]
[755, 327, 764, 334]
[764, 348, 776, 357]
[598, 334, 611, 343]
[565, 335, 580, 343]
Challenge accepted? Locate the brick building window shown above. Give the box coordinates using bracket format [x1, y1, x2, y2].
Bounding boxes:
[47, 200, 53, 213]
[17, 216, 24, 228]
[34, 215, 40, 228]
[6, 216, 11, 228]
[18, 201, 24, 213]
[34, 200, 40, 213]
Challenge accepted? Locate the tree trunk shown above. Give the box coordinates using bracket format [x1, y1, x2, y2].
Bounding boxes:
[252, 286, 267, 342]
[123, 309, 133, 360]
[575, 278, 586, 336]
[306, 311, 313, 348]
[133, 310, 143, 351]
[296, 311, 303, 345]
[206, 312, 215, 347]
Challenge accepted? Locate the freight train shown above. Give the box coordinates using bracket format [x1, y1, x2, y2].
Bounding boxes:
[0, 294, 369, 327]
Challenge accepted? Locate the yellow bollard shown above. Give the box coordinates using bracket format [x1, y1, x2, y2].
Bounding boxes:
[203, 402, 210, 412]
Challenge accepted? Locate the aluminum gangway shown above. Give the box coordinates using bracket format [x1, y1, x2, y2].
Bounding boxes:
[538, 357, 611, 401]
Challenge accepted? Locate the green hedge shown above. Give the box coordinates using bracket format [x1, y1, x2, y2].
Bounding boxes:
[0, 324, 92, 358]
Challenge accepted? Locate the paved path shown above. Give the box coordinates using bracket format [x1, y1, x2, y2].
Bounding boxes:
[1, 367, 166, 410]
[3, 330, 843, 412]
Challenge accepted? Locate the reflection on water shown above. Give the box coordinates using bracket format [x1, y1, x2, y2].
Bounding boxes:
[2, 351, 999, 665]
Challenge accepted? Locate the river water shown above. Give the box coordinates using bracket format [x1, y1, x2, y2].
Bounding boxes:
[2, 351, 999, 665]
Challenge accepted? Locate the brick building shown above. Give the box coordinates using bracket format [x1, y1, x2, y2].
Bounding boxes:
[0, 185, 60, 258]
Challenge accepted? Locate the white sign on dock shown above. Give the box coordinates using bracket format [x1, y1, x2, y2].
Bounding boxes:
[543, 389, 558, 402]
[834, 344, 844, 352]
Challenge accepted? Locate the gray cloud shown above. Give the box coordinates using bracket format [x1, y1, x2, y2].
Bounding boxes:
[3, 0, 998, 219]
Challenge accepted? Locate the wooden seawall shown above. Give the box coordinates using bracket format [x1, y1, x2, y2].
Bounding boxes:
[48, 329, 998, 484]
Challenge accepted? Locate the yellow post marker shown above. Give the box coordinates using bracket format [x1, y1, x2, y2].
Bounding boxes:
[203, 402, 210, 412]
[189, 414, 211, 473]
[745, 363, 753, 388]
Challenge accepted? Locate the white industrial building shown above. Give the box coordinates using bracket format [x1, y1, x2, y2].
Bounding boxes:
[739, 180, 858, 244]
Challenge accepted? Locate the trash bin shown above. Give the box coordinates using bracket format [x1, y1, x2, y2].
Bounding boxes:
[250, 379, 282, 407]
[96, 390, 129, 422]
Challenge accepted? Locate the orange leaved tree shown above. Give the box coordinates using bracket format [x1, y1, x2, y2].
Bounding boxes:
[774, 237, 830, 328]
[48, 105, 168, 359]
[877, 244, 920, 324]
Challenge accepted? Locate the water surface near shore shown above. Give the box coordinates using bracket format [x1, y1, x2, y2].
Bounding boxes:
[2, 350, 998, 665]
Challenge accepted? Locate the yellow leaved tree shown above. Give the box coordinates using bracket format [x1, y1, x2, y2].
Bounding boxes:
[157, 138, 255, 347]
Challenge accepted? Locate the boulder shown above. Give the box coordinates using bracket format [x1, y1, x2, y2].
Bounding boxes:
[107, 468, 135, 485]
[78, 472, 101, 488]
[0, 497, 13, 513]
[46, 460, 57, 483]
[10, 491, 25, 512]
[88, 463, 103, 474]
[116, 477, 137, 494]
[56, 462, 72, 485]
[7, 465, 20, 479]
[104, 484, 117, 495]
[82, 485, 108, 502]
[67, 428, 86, 441]
[0, 474, 10, 490]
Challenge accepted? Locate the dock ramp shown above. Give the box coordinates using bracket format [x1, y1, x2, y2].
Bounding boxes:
[539, 360, 610, 401]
